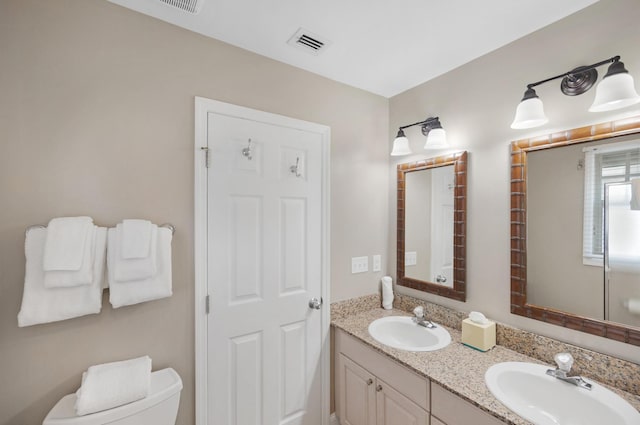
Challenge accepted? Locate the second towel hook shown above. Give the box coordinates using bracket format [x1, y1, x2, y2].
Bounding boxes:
[290, 157, 302, 177]
[242, 139, 253, 160]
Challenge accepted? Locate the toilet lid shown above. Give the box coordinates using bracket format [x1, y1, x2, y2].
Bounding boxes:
[43, 368, 182, 425]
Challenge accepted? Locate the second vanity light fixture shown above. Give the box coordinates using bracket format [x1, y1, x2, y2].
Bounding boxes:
[511, 55, 640, 129]
[390, 116, 448, 156]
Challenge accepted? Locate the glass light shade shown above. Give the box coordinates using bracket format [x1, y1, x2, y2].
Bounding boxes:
[390, 135, 412, 156]
[423, 128, 448, 149]
[589, 72, 640, 112]
[511, 97, 548, 129]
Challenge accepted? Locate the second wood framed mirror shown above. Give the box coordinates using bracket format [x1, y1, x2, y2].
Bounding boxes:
[396, 151, 467, 301]
[510, 116, 640, 346]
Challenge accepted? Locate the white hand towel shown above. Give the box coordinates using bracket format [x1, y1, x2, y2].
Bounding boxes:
[108, 227, 172, 308]
[17, 227, 105, 327]
[44, 225, 96, 288]
[121, 219, 153, 259]
[381, 276, 394, 310]
[74, 356, 152, 416]
[43, 216, 93, 271]
[110, 224, 158, 282]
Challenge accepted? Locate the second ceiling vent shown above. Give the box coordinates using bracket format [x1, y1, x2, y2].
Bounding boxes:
[158, 0, 203, 14]
[287, 28, 331, 56]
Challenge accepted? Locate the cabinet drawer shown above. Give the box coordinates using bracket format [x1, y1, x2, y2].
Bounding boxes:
[431, 383, 504, 425]
[335, 330, 429, 411]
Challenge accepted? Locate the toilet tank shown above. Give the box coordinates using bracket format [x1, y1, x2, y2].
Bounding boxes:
[43, 368, 182, 425]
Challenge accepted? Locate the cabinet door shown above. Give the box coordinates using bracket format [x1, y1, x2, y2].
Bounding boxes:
[339, 354, 376, 425]
[376, 378, 429, 425]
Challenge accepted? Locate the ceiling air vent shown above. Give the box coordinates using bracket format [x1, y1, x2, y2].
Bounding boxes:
[158, 0, 203, 14]
[287, 28, 331, 56]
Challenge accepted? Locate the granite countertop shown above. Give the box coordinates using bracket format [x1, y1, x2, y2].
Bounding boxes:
[331, 307, 640, 425]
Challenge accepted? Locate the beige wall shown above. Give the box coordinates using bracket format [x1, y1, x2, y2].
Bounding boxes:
[0, 1, 389, 424]
[389, 0, 640, 363]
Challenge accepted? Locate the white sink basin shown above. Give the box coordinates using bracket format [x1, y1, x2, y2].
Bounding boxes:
[485, 362, 640, 425]
[367, 316, 451, 351]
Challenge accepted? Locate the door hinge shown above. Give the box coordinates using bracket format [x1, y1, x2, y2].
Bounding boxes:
[200, 146, 210, 168]
[205, 294, 210, 314]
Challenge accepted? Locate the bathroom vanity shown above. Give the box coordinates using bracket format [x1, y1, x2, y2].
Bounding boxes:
[336, 329, 502, 425]
[331, 298, 640, 425]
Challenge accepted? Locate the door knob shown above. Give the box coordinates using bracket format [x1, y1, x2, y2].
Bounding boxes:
[376, 385, 383, 392]
[366, 379, 373, 386]
[308, 297, 322, 310]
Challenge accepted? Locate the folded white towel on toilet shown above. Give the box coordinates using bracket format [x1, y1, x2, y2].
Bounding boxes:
[110, 223, 158, 282]
[43, 216, 93, 271]
[44, 225, 96, 288]
[108, 226, 172, 308]
[75, 356, 152, 416]
[17, 227, 106, 327]
[121, 219, 154, 259]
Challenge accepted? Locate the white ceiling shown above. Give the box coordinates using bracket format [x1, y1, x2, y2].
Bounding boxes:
[108, 0, 599, 98]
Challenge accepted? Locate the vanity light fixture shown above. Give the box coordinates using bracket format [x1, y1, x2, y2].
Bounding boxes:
[511, 55, 640, 129]
[390, 116, 448, 156]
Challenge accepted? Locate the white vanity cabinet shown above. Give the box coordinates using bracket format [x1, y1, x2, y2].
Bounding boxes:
[335, 330, 429, 425]
[334, 329, 507, 425]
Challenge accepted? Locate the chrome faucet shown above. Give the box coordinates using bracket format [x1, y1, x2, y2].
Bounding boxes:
[546, 353, 592, 390]
[412, 306, 436, 329]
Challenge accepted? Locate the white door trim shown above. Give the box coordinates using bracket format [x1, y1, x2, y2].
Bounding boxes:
[194, 96, 331, 425]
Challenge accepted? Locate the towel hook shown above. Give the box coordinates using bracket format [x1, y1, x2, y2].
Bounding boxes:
[290, 157, 302, 178]
[242, 139, 253, 160]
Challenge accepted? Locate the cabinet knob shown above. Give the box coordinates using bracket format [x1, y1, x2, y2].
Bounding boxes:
[376, 385, 383, 392]
[366, 378, 373, 386]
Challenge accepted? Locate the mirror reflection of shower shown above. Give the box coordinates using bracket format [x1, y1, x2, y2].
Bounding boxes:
[604, 179, 640, 327]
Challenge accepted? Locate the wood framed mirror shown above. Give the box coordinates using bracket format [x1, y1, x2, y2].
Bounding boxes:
[396, 151, 467, 301]
[511, 115, 640, 346]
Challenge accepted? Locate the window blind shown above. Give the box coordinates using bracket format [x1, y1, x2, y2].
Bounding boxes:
[582, 140, 640, 266]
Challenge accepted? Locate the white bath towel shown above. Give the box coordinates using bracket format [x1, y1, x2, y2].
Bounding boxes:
[44, 225, 96, 288]
[43, 216, 93, 271]
[108, 227, 172, 308]
[121, 219, 153, 259]
[74, 356, 152, 416]
[17, 227, 105, 327]
[110, 223, 158, 282]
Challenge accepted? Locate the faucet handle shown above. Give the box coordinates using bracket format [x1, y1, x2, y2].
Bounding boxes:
[413, 306, 424, 318]
[554, 353, 574, 373]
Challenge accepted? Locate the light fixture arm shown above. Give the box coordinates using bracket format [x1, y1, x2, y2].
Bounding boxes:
[398, 116, 440, 131]
[525, 55, 620, 91]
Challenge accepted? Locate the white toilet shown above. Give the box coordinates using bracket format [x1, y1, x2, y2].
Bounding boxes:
[43, 368, 182, 425]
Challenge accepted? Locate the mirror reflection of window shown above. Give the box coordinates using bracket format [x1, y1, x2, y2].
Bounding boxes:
[583, 141, 640, 265]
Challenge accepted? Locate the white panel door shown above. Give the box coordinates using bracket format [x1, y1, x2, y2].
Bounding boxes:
[430, 166, 454, 287]
[207, 111, 324, 425]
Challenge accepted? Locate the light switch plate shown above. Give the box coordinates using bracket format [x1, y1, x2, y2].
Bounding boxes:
[372, 255, 381, 272]
[405, 251, 417, 266]
[351, 256, 369, 274]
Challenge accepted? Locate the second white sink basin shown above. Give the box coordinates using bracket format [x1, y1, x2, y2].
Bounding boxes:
[485, 361, 640, 425]
[367, 316, 451, 351]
